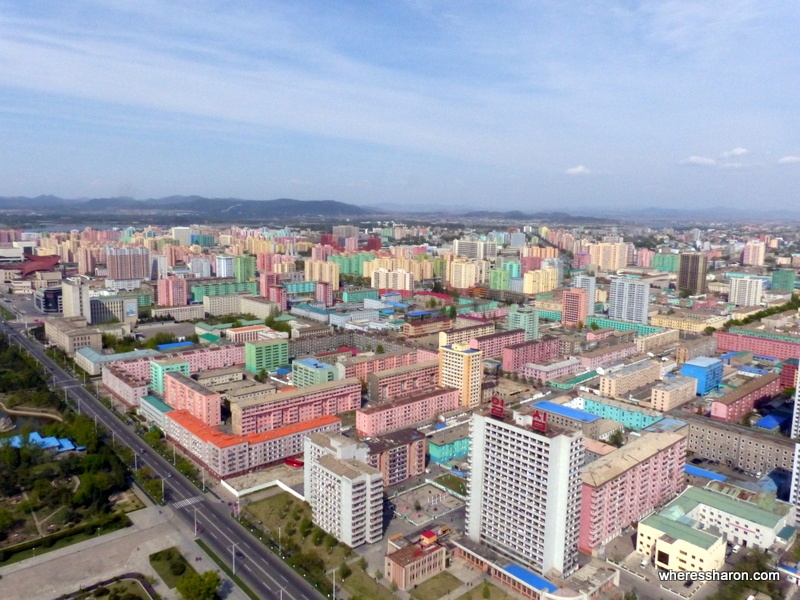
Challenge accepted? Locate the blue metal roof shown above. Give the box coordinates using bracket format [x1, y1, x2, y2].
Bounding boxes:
[739, 366, 770, 375]
[684, 465, 727, 481]
[533, 400, 599, 423]
[406, 310, 434, 317]
[157, 341, 194, 351]
[1, 431, 80, 453]
[503, 565, 558, 593]
[755, 414, 786, 430]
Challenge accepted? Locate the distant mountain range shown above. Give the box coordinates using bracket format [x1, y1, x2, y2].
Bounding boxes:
[0, 195, 374, 221]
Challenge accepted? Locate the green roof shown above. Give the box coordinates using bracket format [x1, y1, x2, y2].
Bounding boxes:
[665, 486, 782, 529]
[199, 333, 221, 343]
[140, 394, 173, 414]
[641, 514, 719, 550]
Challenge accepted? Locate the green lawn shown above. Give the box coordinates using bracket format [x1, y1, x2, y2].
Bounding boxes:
[149, 546, 197, 589]
[435, 473, 467, 496]
[410, 571, 463, 600]
[341, 564, 395, 600]
[456, 582, 515, 600]
[243, 492, 349, 570]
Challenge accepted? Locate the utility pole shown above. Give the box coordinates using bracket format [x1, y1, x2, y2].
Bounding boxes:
[173, 444, 176, 465]
[333, 568, 336, 599]
[230, 543, 239, 575]
[278, 526, 282, 556]
[134, 453, 138, 471]
[161, 478, 165, 503]
[194, 507, 199, 536]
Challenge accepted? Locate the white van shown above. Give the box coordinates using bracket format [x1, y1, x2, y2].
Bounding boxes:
[732, 544, 741, 553]
[640, 557, 649, 569]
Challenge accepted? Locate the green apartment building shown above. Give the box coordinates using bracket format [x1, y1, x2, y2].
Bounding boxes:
[291, 358, 339, 387]
[507, 304, 540, 341]
[190, 281, 258, 303]
[428, 423, 470, 464]
[234, 254, 256, 283]
[245, 339, 289, 374]
[150, 357, 191, 394]
[652, 253, 680, 273]
[489, 269, 510, 291]
[772, 269, 796, 292]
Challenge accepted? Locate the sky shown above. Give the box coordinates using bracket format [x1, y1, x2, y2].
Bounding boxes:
[1, 1, 799, 212]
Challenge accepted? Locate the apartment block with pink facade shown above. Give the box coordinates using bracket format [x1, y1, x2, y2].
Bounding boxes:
[173, 345, 246, 372]
[501, 336, 560, 373]
[468, 329, 525, 359]
[340, 350, 417, 381]
[366, 360, 439, 403]
[579, 432, 687, 554]
[157, 276, 189, 307]
[713, 330, 800, 361]
[356, 387, 460, 437]
[230, 377, 361, 435]
[710, 372, 781, 423]
[163, 372, 222, 426]
[102, 365, 148, 407]
[578, 342, 638, 370]
[521, 357, 582, 383]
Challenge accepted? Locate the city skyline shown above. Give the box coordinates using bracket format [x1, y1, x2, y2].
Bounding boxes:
[1, 2, 799, 210]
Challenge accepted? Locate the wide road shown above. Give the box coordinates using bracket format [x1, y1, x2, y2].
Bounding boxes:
[0, 320, 324, 600]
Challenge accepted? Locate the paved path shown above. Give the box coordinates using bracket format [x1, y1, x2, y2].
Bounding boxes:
[0, 504, 250, 600]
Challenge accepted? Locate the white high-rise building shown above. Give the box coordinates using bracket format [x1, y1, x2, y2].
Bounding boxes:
[62, 280, 92, 323]
[171, 227, 192, 246]
[304, 432, 384, 548]
[467, 409, 583, 578]
[371, 268, 414, 291]
[728, 277, 764, 307]
[608, 277, 650, 324]
[573, 274, 596, 315]
[439, 343, 484, 408]
[215, 255, 234, 278]
[790, 373, 800, 526]
[453, 239, 497, 260]
[190, 257, 212, 278]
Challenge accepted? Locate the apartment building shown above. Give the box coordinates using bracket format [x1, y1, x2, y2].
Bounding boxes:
[402, 317, 453, 338]
[244, 339, 289, 374]
[675, 337, 718, 364]
[304, 432, 384, 547]
[635, 329, 680, 354]
[577, 343, 638, 370]
[521, 357, 582, 384]
[367, 360, 439, 403]
[163, 372, 222, 426]
[598, 360, 661, 398]
[102, 365, 149, 407]
[579, 432, 687, 554]
[439, 343, 484, 408]
[710, 372, 781, 423]
[714, 330, 800, 361]
[650, 375, 697, 411]
[468, 329, 525, 359]
[231, 378, 362, 434]
[365, 428, 426, 487]
[44, 316, 103, 355]
[385, 535, 447, 591]
[338, 350, 416, 381]
[467, 409, 584, 578]
[501, 337, 560, 373]
[165, 410, 340, 478]
[438, 323, 496, 347]
[356, 388, 460, 437]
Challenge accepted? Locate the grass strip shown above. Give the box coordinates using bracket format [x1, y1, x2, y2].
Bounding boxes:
[195, 538, 261, 600]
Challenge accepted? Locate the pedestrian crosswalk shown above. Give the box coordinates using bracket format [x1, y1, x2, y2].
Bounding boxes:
[173, 496, 204, 509]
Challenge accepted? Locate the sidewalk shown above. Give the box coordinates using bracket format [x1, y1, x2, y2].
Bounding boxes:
[0, 504, 249, 600]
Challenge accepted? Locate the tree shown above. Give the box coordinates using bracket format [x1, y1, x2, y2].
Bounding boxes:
[622, 591, 638, 600]
[339, 562, 352, 579]
[376, 344, 385, 354]
[482, 582, 491, 599]
[589, 322, 600, 331]
[608, 429, 624, 448]
[703, 326, 716, 336]
[447, 305, 457, 319]
[679, 288, 692, 298]
[176, 571, 221, 600]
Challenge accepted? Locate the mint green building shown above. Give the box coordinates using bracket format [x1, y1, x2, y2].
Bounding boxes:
[586, 316, 663, 336]
[327, 252, 375, 276]
[234, 254, 256, 283]
[652, 253, 680, 273]
[502, 261, 521, 278]
[292, 358, 339, 387]
[428, 424, 470, 464]
[579, 397, 662, 430]
[772, 269, 796, 292]
[489, 269, 510, 291]
[149, 358, 190, 395]
[341, 288, 380, 303]
[190, 281, 258, 303]
[507, 304, 540, 341]
[245, 339, 289, 374]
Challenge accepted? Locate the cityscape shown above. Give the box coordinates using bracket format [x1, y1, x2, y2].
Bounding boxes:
[1, 3, 800, 600]
[0, 217, 798, 600]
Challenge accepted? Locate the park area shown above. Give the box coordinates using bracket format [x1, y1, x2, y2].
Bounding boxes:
[392, 483, 464, 525]
[435, 473, 468, 497]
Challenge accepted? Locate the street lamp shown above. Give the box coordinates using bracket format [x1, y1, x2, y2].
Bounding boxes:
[229, 543, 239, 575]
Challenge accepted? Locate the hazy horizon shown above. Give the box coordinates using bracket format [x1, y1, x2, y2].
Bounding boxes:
[1, 2, 799, 211]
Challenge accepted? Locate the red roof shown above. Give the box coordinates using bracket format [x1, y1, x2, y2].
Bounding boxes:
[166, 410, 340, 449]
[0, 253, 60, 276]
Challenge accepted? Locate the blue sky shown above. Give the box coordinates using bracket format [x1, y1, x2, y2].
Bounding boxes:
[1, 1, 799, 211]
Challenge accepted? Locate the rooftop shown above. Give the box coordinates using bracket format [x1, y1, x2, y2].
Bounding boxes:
[583, 432, 686, 487]
[164, 371, 220, 396]
[428, 422, 471, 447]
[684, 356, 723, 368]
[359, 387, 459, 414]
[662, 485, 786, 529]
[640, 513, 720, 550]
[235, 377, 361, 409]
[532, 400, 599, 423]
[364, 428, 425, 453]
[712, 372, 780, 406]
[317, 454, 381, 479]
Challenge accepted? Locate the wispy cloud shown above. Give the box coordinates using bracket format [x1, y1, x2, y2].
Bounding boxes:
[565, 165, 591, 176]
[680, 156, 717, 167]
[778, 155, 800, 164]
[721, 147, 748, 158]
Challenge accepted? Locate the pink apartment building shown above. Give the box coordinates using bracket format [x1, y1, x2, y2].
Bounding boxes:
[577, 342, 638, 370]
[501, 336, 560, 373]
[521, 357, 583, 383]
[157, 276, 189, 307]
[713, 331, 800, 361]
[163, 372, 222, 426]
[356, 387, 460, 437]
[579, 432, 687, 554]
[340, 350, 417, 381]
[366, 360, 439, 403]
[710, 372, 781, 423]
[102, 365, 148, 407]
[468, 329, 525, 359]
[230, 377, 361, 435]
